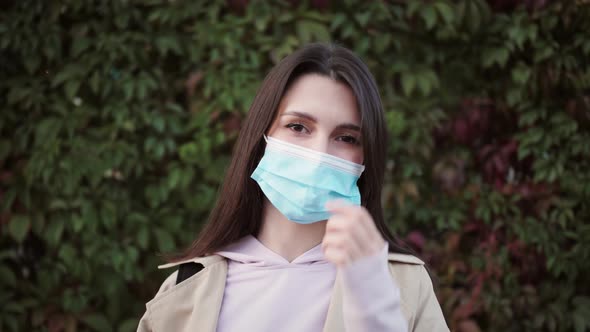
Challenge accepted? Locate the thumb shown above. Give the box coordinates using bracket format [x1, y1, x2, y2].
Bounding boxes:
[325, 199, 355, 214]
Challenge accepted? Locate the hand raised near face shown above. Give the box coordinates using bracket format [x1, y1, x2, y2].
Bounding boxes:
[321, 200, 386, 268]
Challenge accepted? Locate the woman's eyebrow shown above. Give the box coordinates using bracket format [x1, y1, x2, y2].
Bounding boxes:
[282, 111, 317, 122]
[282, 111, 361, 132]
[337, 123, 361, 132]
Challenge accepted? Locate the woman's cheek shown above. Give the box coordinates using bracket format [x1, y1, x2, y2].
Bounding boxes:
[334, 146, 363, 164]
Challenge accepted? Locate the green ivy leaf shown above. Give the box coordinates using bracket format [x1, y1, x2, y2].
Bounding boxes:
[0, 266, 17, 287]
[136, 227, 150, 250]
[435, 2, 455, 24]
[46, 219, 65, 247]
[421, 5, 437, 29]
[512, 63, 531, 85]
[23, 57, 40, 74]
[118, 318, 139, 332]
[154, 228, 175, 252]
[81, 313, 112, 332]
[401, 72, 416, 96]
[8, 215, 30, 243]
[71, 37, 91, 57]
[482, 47, 510, 68]
[296, 20, 330, 43]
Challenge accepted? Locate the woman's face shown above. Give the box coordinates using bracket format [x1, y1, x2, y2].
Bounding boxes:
[267, 74, 363, 164]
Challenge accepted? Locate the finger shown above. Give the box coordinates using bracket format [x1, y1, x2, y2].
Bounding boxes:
[325, 214, 355, 232]
[326, 212, 374, 249]
[326, 201, 376, 233]
[323, 246, 351, 267]
[322, 230, 364, 261]
[328, 213, 387, 259]
[325, 199, 358, 215]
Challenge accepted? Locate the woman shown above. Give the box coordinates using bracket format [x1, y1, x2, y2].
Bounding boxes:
[137, 43, 449, 332]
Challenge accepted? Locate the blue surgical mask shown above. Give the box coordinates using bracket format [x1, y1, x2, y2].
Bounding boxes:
[251, 136, 365, 224]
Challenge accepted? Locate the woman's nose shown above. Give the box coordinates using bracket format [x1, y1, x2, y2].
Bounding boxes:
[307, 135, 330, 155]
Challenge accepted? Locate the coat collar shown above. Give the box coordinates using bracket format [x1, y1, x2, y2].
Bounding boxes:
[157, 254, 225, 270]
[149, 253, 423, 332]
[146, 256, 228, 332]
[157, 252, 424, 270]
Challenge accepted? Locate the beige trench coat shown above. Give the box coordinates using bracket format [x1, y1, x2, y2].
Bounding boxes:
[137, 253, 449, 332]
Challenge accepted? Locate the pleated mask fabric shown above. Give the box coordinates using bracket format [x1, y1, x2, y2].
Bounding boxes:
[251, 136, 364, 224]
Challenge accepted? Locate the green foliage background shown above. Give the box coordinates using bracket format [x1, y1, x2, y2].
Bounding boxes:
[1, 0, 589, 331]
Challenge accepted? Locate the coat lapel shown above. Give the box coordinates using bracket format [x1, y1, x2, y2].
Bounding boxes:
[147, 256, 228, 332]
[322, 272, 345, 332]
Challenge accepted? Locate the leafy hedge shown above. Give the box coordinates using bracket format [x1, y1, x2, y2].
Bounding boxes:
[1, 0, 589, 331]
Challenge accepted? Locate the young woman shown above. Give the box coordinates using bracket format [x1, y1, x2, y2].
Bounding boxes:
[137, 43, 449, 332]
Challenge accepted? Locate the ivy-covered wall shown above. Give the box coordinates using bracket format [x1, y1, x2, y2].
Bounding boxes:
[1, 1, 589, 331]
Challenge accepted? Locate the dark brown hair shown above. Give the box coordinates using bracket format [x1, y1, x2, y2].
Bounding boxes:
[173, 43, 412, 261]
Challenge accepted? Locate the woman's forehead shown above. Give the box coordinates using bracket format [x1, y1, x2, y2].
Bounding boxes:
[278, 74, 361, 126]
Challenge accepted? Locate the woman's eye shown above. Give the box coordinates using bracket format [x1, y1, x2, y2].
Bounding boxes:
[338, 135, 360, 145]
[286, 123, 308, 133]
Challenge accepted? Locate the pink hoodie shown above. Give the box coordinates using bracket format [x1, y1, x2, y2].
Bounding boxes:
[215, 235, 407, 332]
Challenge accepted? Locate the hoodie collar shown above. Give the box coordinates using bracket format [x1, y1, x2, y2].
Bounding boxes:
[215, 235, 327, 266]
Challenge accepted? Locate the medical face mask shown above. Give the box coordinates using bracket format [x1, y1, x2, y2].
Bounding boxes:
[251, 136, 365, 224]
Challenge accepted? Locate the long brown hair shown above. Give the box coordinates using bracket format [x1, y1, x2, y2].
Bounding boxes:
[173, 43, 412, 261]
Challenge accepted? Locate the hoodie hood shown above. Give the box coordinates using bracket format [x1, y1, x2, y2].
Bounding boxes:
[213, 235, 338, 332]
[215, 235, 329, 268]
